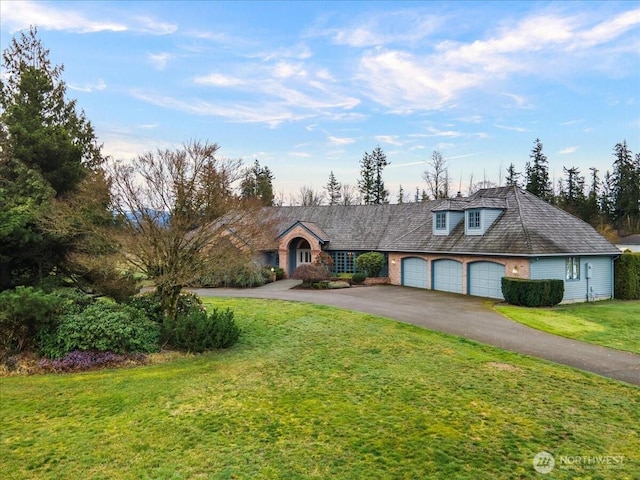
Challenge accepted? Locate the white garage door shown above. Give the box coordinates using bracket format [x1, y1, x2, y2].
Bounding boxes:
[432, 259, 463, 294]
[468, 262, 505, 299]
[402, 257, 428, 288]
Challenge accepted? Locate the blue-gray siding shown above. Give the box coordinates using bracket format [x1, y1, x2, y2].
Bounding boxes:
[530, 256, 614, 302]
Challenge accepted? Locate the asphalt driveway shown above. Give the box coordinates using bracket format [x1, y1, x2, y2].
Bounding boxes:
[191, 281, 640, 386]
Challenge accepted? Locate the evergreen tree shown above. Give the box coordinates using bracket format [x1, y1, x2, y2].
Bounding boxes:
[611, 141, 640, 232]
[397, 185, 404, 204]
[584, 167, 601, 226]
[0, 27, 106, 290]
[240, 159, 274, 206]
[505, 163, 521, 187]
[525, 138, 552, 202]
[325, 171, 342, 205]
[371, 145, 390, 204]
[358, 151, 375, 204]
[558, 166, 586, 218]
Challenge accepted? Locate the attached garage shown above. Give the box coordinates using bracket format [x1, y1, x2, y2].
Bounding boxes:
[432, 259, 463, 294]
[402, 257, 428, 288]
[468, 261, 505, 299]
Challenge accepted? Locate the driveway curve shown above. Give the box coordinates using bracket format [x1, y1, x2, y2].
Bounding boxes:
[191, 282, 640, 386]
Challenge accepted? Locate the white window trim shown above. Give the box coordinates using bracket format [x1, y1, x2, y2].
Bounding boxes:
[566, 257, 580, 280]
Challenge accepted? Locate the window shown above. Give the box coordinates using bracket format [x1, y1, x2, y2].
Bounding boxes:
[435, 212, 447, 230]
[332, 252, 355, 274]
[566, 257, 580, 280]
[467, 210, 481, 229]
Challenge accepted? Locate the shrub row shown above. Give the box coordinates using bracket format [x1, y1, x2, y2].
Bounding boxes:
[501, 277, 564, 307]
[0, 286, 240, 365]
[615, 252, 640, 300]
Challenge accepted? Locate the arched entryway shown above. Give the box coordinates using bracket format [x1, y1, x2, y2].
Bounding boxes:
[288, 237, 312, 275]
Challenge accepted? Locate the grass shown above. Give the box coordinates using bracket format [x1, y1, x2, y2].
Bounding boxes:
[1, 298, 638, 479]
[495, 300, 640, 354]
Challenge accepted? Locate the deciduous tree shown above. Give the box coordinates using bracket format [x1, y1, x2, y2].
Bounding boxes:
[108, 141, 264, 321]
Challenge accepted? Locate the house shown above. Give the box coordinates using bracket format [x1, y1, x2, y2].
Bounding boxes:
[616, 234, 640, 253]
[261, 186, 620, 303]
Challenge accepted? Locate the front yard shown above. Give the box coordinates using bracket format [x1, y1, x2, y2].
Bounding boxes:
[1, 298, 638, 479]
[495, 300, 640, 354]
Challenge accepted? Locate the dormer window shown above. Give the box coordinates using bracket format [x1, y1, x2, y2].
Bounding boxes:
[435, 212, 447, 230]
[468, 210, 481, 229]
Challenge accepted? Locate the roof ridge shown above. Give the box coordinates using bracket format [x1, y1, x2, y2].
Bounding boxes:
[513, 186, 534, 253]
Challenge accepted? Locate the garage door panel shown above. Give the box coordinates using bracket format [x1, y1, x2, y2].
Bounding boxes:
[469, 262, 505, 299]
[402, 258, 428, 288]
[432, 259, 463, 293]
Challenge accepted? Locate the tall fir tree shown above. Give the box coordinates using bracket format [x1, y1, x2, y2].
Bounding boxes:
[610, 141, 640, 232]
[505, 163, 521, 187]
[325, 171, 342, 205]
[371, 145, 390, 204]
[558, 166, 586, 218]
[525, 138, 552, 202]
[240, 159, 274, 206]
[0, 26, 107, 290]
[358, 150, 375, 205]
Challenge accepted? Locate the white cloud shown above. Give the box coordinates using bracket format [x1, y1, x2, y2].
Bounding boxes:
[148, 53, 174, 71]
[328, 136, 356, 146]
[1, 1, 127, 33]
[194, 73, 246, 87]
[353, 7, 640, 113]
[571, 8, 640, 49]
[0, 1, 176, 35]
[493, 124, 528, 133]
[68, 78, 106, 92]
[558, 146, 578, 155]
[375, 135, 403, 146]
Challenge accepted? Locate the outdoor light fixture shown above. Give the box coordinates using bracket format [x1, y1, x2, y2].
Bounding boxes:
[512, 266, 519, 274]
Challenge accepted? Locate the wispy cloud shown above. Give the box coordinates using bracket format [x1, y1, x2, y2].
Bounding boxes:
[328, 136, 356, 146]
[558, 146, 578, 155]
[493, 124, 528, 133]
[1, 1, 126, 33]
[374, 135, 403, 146]
[148, 53, 174, 71]
[0, 1, 176, 35]
[68, 78, 106, 92]
[194, 73, 246, 87]
[352, 7, 640, 113]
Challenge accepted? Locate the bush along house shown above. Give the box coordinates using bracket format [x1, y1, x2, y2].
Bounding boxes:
[263, 186, 620, 303]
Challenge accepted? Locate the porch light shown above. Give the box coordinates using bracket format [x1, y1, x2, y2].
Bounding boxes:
[391, 259, 396, 265]
[512, 266, 518, 274]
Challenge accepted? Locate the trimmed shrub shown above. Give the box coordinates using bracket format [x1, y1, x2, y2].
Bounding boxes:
[501, 277, 564, 307]
[128, 291, 205, 323]
[292, 264, 329, 283]
[273, 267, 285, 280]
[0, 287, 64, 356]
[355, 252, 385, 277]
[351, 272, 367, 284]
[614, 252, 640, 300]
[198, 264, 266, 288]
[40, 302, 160, 359]
[164, 307, 240, 352]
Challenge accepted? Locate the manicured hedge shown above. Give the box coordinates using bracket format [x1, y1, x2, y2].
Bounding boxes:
[501, 277, 564, 307]
[615, 252, 640, 300]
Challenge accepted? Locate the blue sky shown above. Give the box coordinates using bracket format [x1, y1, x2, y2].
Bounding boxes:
[1, 1, 639, 202]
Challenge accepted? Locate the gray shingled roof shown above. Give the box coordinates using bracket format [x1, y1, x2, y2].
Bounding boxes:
[269, 186, 620, 256]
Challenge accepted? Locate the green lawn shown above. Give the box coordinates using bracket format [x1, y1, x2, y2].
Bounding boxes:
[495, 300, 640, 354]
[1, 298, 638, 480]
